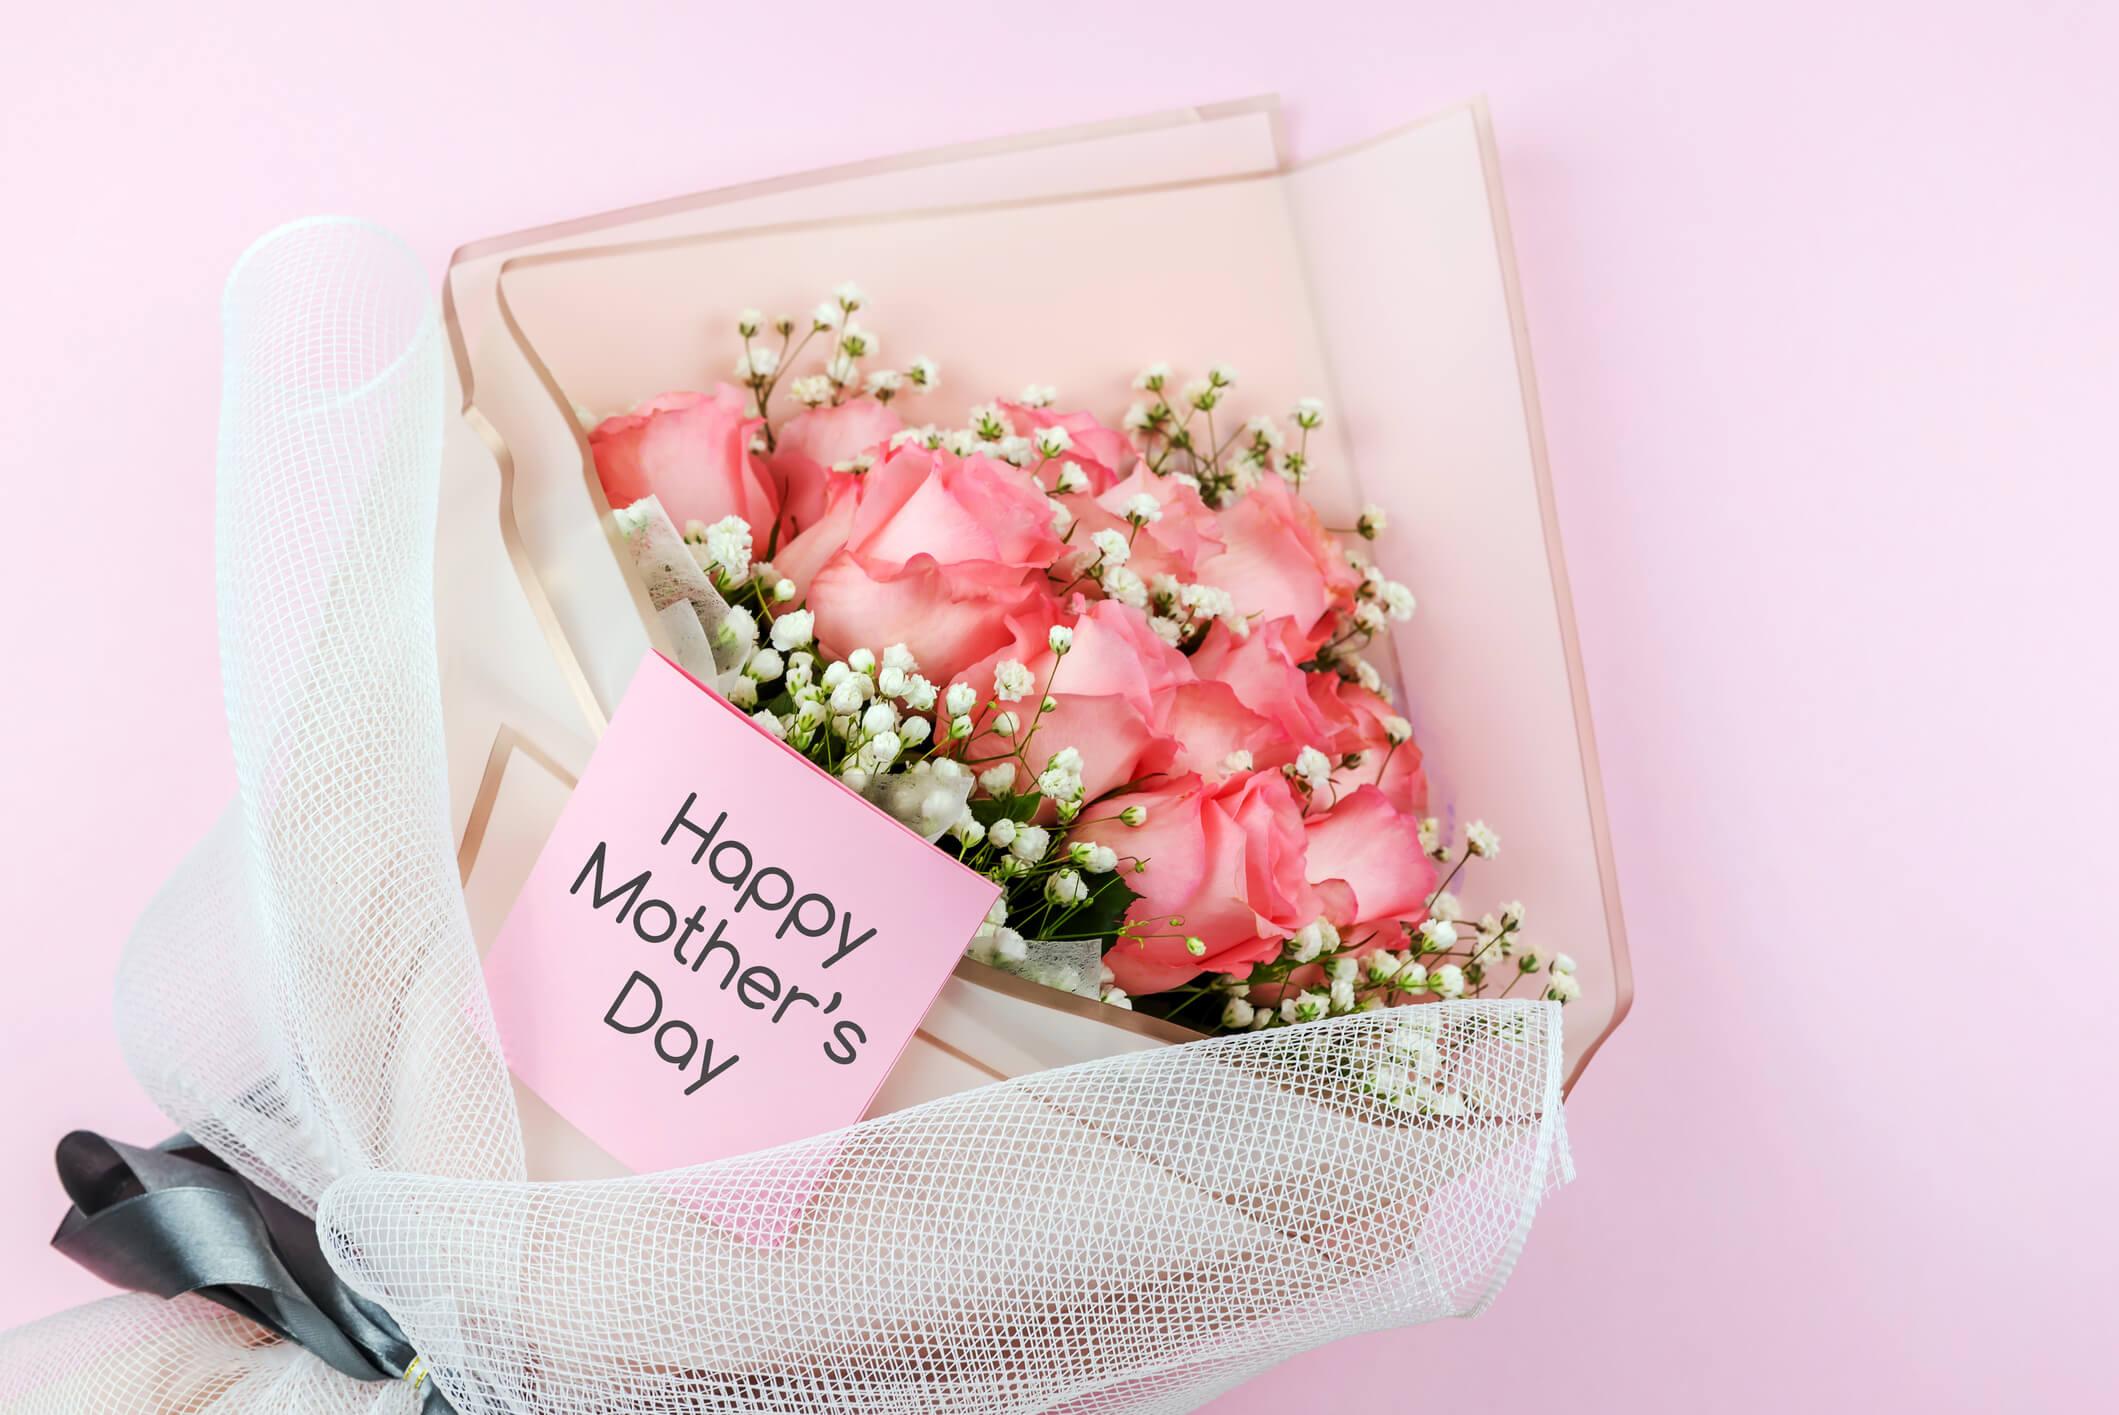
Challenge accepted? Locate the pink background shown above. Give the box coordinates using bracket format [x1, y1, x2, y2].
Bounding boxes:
[2, 3, 2113, 1410]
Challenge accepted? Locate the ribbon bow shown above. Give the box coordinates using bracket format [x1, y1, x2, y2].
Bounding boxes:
[50, 1132, 453, 1412]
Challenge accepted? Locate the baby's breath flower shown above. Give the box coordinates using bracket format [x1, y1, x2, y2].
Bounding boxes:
[1090, 528, 1131, 567]
[1281, 990, 1329, 1024]
[991, 710, 1020, 736]
[1220, 749, 1255, 776]
[1288, 745, 1333, 796]
[1384, 715, 1414, 745]
[902, 675, 938, 712]
[968, 402, 1011, 440]
[732, 345, 779, 381]
[811, 302, 842, 331]
[1034, 425, 1072, 458]
[1417, 816, 1445, 860]
[1020, 383, 1058, 408]
[1044, 869, 1088, 906]
[949, 811, 986, 848]
[1182, 378, 1220, 411]
[978, 764, 1017, 796]
[1122, 401, 1154, 432]
[1431, 963, 1467, 999]
[1207, 364, 1237, 388]
[1149, 615, 1183, 646]
[1466, 821, 1500, 859]
[745, 647, 784, 682]
[1545, 972, 1582, 1003]
[987, 818, 1018, 849]
[905, 356, 939, 391]
[1427, 891, 1462, 923]
[1550, 952, 1577, 976]
[1102, 985, 1133, 1010]
[1122, 492, 1163, 526]
[1222, 997, 1256, 1028]
[944, 681, 977, 717]
[1356, 504, 1388, 539]
[1102, 565, 1148, 608]
[713, 604, 758, 659]
[899, 718, 931, 747]
[864, 368, 903, 399]
[994, 660, 1035, 702]
[767, 607, 813, 653]
[1502, 900, 1527, 929]
[700, 515, 753, 584]
[1292, 397, 1325, 430]
[722, 675, 758, 710]
[846, 647, 877, 676]
[1381, 580, 1417, 621]
[1048, 625, 1075, 654]
[1119, 804, 1147, 826]
[1037, 747, 1085, 802]
[1047, 497, 1075, 536]
[836, 322, 877, 359]
[789, 374, 833, 408]
[1245, 414, 1284, 449]
[736, 308, 762, 337]
[1413, 918, 1457, 954]
[1289, 918, 1338, 964]
[1053, 461, 1090, 495]
[1011, 824, 1050, 863]
[1132, 362, 1170, 392]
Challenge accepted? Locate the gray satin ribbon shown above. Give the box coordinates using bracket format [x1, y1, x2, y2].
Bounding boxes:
[51, 1131, 453, 1412]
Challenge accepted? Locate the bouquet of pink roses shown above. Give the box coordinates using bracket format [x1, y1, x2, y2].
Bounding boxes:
[590, 283, 1582, 1055]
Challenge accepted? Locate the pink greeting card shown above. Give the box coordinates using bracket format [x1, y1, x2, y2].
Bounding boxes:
[483, 651, 1000, 1177]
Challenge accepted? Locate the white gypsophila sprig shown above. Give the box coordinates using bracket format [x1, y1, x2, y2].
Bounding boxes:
[993, 660, 1035, 703]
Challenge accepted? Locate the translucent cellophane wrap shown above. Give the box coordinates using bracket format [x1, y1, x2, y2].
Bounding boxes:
[0, 220, 1571, 1415]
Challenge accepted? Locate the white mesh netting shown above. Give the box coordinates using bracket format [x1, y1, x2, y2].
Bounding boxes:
[0, 219, 1571, 1415]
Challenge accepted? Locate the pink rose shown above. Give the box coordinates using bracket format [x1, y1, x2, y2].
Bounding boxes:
[1302, 784, 1438, 931]
[769, 400, 902, 532]
[1308, 674, 1428, 816]
[1004, 403, 1133, 491]
[798, 443, 1066, 685]
[1192, 475, 1362, 651]
[589, 386, 779, 533]
[1157, 679, 1288, 781]
[1187, 618, 1336, 764]
[1081, 770, 1321, 994]
[1058, 465, 1225, 584]
[953, 599, 1185, 804]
